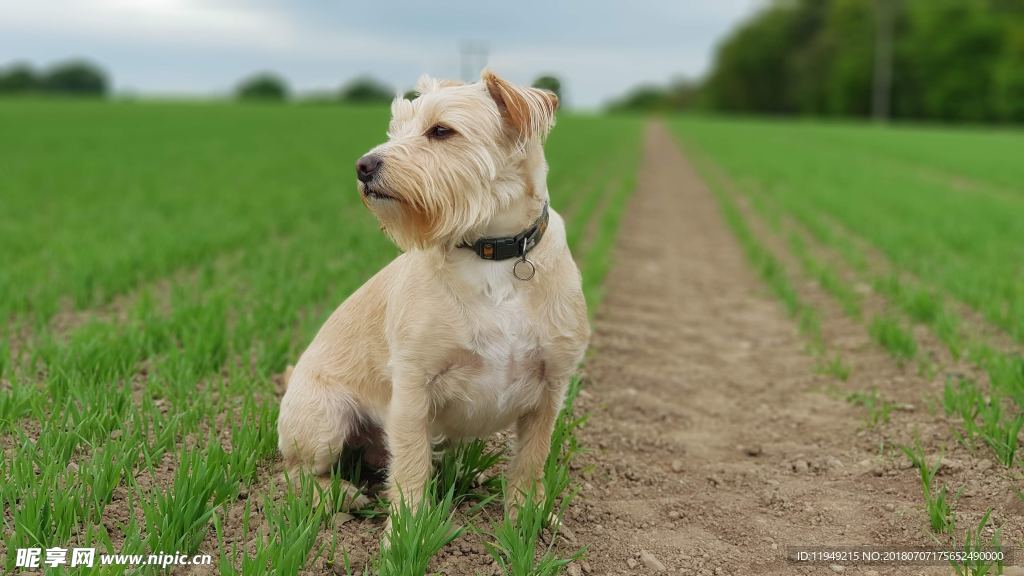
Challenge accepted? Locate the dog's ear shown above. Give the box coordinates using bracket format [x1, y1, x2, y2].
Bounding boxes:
[481, 69, 558, 144]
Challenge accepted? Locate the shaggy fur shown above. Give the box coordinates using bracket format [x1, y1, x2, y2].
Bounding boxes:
[277, 70, 590, 519]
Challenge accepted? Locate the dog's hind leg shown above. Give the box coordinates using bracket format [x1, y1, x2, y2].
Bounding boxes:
[277, 370, 369, 510]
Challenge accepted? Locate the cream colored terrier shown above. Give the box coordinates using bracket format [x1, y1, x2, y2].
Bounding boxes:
[277, 70, 590, 516]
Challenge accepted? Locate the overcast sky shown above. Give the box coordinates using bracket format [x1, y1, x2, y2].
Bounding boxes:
[0, 0, 763, 108]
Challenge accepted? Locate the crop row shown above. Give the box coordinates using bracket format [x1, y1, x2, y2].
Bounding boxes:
[671, 117, 1022, 573]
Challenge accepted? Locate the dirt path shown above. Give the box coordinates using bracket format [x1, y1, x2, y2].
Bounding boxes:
[568, 122, 952, 576]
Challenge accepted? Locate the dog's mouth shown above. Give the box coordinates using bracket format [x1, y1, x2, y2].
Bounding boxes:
[360, 183, 400, 202]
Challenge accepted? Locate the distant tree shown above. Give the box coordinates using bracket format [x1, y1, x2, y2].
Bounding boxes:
[236, 73, 289, 101]
[339, 76, 394, 104]
[42, 60, 108, 96]
[607, 79, 703, 113]
[704, 2, 813, 114]
[787, 0, 874, 116]
[531, 75, 563, 103]
[700, 0, 1024, 123]
[608, 85, 671, 113]
[403, 89, 419, 100]
[0, 63, 40, 94]
[994, 19, 1024, 121]
[663, 78, 704, 110]
[895, 0, 1004, 122]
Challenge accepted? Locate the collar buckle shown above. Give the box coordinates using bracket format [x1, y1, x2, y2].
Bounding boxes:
[463, 202, 549, 263]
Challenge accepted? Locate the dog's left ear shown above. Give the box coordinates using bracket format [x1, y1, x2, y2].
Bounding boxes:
[482, 70, 558, 144]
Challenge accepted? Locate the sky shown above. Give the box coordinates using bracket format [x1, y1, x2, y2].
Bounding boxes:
[0, 0, 764, 109]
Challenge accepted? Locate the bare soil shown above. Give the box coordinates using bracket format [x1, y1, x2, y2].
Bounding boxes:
[561, 122, 1022, 576]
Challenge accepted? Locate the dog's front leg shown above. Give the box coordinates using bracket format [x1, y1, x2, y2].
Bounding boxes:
[507, 380, 563, 509]
[385, 376, 433, 515]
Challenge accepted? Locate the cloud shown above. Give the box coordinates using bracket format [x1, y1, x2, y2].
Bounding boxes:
[0, 0, 391, 56]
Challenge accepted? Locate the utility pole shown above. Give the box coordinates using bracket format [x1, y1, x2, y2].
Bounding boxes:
[460, 41, 489, 82]
[872, 0, 894, 122]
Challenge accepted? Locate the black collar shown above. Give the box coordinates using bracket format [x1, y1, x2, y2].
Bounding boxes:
[460, 202, 549, 261]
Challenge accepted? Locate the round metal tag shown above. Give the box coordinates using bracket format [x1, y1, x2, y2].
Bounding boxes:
[512, 258, 536, 281]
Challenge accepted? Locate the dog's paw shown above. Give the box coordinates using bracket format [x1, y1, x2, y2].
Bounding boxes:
[504, 480, 545, 513]
[545, 510, 561, 531]
[314, 481, 371, 512]
[280, 472, 371, 512]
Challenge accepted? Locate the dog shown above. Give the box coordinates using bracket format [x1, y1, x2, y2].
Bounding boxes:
[277, 70, 590, 520]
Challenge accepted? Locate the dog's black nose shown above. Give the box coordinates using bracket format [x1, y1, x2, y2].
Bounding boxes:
[356, 154, 382, 183]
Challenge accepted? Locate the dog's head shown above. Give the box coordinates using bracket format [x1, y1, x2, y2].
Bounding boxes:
[355, 70, 558, 251]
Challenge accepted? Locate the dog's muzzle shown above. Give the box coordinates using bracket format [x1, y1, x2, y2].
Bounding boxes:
[356, 153, 382, 183]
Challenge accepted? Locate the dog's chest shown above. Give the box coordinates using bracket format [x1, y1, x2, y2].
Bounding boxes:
[435, 266, 546, 436]
[470, 293, 542, 400]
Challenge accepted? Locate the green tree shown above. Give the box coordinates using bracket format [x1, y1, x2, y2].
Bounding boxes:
[236, 73, 289, 101]
[0, 63, 40, 94]
[699, 0, 1024, 123]
[339, 76, 393, 104]
[608, 84, 671, 113]
[788, 0, 874, 116]
[705, 2, 814, 114]
[895, 0, 1004, 122]
[42, 60, 108, 96]
[993, 19, 1024, 121]
[607, 78, 702, 113]
[531, 75, 563, 103]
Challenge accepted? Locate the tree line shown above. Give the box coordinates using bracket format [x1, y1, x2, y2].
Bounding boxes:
[237, 72, 563, 104]
[0, 60, 564, 106]
[235, 72, 398, 104]
[612, 0, 1024, 123]
[0, 60, 108, 96]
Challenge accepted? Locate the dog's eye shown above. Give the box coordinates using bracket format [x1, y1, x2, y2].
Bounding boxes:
[426, 124, 455, 140]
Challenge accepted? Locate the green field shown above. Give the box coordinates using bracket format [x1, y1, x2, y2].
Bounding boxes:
[3, 100, 1022, 574]
[673, 118, 1024, 339]
[671, 117, 1024, 561]
[0, 100, 642, 574]
[672, 117, 1024, 378]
